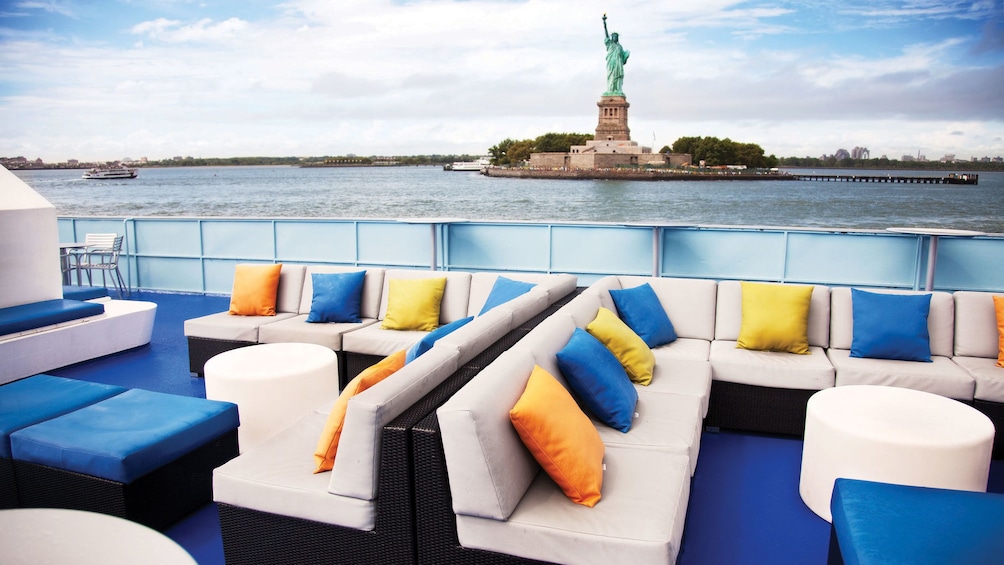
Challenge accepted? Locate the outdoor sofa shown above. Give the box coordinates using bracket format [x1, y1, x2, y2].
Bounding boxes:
[412, 276, 1002, 564]
[209, 270, 577, 564]
[184, 264, 576, 387]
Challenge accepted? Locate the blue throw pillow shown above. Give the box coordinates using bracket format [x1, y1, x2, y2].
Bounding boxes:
[306, 271, 366, 323]
[478, 276, 536, 316]
[405, 316, 474, 363]
[609, 283, 677, 347]
[556, 328, 638, 432]
[850, 289, 932, 362]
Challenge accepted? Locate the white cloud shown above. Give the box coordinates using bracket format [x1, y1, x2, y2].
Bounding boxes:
[1, 0, 1002, 161]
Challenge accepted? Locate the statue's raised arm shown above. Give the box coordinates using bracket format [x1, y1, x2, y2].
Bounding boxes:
[602, 14, 629, 96]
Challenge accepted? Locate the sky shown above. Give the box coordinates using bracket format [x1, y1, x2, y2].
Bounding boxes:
[1, 0, 1002, 162]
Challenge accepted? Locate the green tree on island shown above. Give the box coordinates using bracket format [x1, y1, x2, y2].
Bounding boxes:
[489, 132, 594, 166]
[665, 136, 778, 169]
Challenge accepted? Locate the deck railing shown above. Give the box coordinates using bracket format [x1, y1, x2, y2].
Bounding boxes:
[57, 217, 1004, 294]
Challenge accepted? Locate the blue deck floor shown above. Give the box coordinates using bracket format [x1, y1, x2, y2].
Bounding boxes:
[41, 292, 1004, 564]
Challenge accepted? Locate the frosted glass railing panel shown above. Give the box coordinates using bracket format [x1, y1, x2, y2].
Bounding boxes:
[357, 222, 432, 268]
[448, 223, 551, 271]
[137, 257, 205, 293]
[202, 220, 276, 260]
[784, 232, 917, 287]
[134, 219, 203, 257]
[550, 225, 653, 276]
[275, 220, 357, 264]
[663, 229, 785, 280]
[936, 238, 1004, 292]
[60, 218, 126, 243]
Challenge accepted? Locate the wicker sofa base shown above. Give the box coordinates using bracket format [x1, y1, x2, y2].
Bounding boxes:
[344, 351, 388, 383]
[13, 429, 238, 530]
[187, 336, 255, 376]
[973, 399, 1004, 459]
[704, 380, 817, 437]
[1, 458, 17, 508]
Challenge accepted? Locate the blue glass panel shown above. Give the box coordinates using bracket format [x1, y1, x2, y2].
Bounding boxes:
[275, 220, 356, 263]
[663, 228, 784, 280]
[448, 223, 550, 271]
[551, 225, 652, 276]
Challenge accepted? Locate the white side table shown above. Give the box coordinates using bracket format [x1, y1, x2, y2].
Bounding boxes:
[0, 508, 196, 564]
[799, 385, 994, 522]
[205, 342, 339, 452]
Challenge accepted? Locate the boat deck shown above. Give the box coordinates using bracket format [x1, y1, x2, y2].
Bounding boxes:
[38, 291, 1004, 564]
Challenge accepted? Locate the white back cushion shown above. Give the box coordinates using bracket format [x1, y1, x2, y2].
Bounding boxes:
[619, 276, 718, 341]
[328, 347, 460, 499]
[829, 287, 955, 357]
[955, 291, 1002, 358]
[275, 264, 307, 314]
[437, 349, 540, 520]
[378, 269, 472, 324]
[297, 266, 385, 319]
[715, 280, 830, 347]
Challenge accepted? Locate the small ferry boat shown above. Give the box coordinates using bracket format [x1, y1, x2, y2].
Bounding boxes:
[445, 157, 491, 171]
[82, 164, 138, 179]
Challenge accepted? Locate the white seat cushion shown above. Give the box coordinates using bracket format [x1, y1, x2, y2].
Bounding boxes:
[709, 340, 835, 390]
[184, 311, 298, 342]
[594, 390, 702, 475]
[827, 349, 975, 400]
[455, 446, 691, 565]
[952, 356, 1004, 403]
[646, 358, 712, 417]
[651, 337, 710, 361]
[212, 413, 376, 530]
[257, 315, 378, 350]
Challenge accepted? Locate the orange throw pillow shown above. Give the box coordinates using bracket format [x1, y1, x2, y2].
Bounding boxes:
[993, 296, 1004, 368]
[510, 365, 605, 507]
[229, 263, 282, 316]
[312, 350, 406, 473]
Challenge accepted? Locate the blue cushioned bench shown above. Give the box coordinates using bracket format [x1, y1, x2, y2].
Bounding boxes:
[62, 285, 109, 301]
[10, 388, 240, 529]
[0, 299, 104, 337]
[829, 478, 1004, 565]
[0, 375, 126, 508]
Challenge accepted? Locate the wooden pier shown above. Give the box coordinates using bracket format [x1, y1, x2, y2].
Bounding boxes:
[791, 173, 978, 185]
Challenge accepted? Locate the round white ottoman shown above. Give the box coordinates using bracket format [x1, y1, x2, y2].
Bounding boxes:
[799, 385, 994, 522]
[205, 343, 339, 452]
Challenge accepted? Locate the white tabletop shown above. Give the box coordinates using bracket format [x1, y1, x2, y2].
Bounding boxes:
[886, 227, 985, 237]
[0, 508, 197, 564]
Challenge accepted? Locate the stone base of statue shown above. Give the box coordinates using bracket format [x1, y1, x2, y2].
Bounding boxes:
[528, 94, 690, 170]
[595, 96, 630, 141]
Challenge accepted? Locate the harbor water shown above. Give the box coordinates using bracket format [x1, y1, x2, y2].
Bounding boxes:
[14, 166, 1004, 234]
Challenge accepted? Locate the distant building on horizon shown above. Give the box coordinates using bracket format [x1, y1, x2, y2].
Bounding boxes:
[851, 146, 870, 159]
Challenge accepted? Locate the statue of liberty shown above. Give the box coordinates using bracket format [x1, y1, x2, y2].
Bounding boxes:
[603, 14, 629, 96]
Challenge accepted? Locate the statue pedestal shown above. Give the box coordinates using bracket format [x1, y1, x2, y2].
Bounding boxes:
[595, 96, 630, 141]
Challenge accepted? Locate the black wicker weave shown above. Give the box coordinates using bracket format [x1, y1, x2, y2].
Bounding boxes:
[1, 458, 17, 508]
[344, 351, 387, 384]
[13, 429, 237, 530]
[973, 399, 1004, 459]
[187, 336, 256, 376]
[703, 380, 817, 437]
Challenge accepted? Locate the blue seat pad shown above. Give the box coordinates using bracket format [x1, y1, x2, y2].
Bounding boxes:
[0, 375, 126, 458]
[62, 285, 109, 301]
[0, 299, 104, 336]
[831, 478, 1004, 565]
[10, 389, 239, 484]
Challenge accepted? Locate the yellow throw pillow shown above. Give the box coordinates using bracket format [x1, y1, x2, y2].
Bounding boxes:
[312, 350, 406, 473]
[994, 296, 1004, 368]
[229, 263, 282, 316]
[510, 365, 605, 507]
[381, 277, 447, 331]
[737, 281, 814, 355]
[586, 307, 655, 386]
